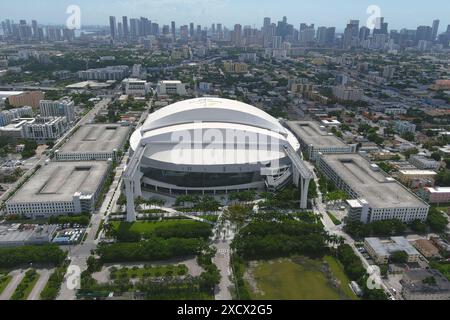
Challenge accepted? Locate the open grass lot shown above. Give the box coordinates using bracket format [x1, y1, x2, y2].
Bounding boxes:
[0, 275, 12, 295]
[247, 256, 358, 300]
[111, 220, 208, 236]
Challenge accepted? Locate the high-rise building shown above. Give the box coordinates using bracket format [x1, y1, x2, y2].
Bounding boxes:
[122, 16, 129, 39]
[39, 99, 75, 123]
[233, 24, 242, 46]
[416, 25, 433, 43]
[432, 19, 440, 41]
[109, 16, 117, 39]
[171, 21, 176, 40]
[190, 23, 194, 38]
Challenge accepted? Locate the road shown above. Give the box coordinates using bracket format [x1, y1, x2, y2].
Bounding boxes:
[0, 270, 25, 300]
[306, 161, 394, 299]
[27, 269, 54, 301]
[0, 98, 110, 210]
[212, 219, 235, 301]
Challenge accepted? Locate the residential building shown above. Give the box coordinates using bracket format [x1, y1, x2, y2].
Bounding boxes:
[395, 121, 416, 135]
[39, 98, 75, 122]
[332, 86, 363, 101]
[409, 155, 441, 170]
[78, 65, 130, 81]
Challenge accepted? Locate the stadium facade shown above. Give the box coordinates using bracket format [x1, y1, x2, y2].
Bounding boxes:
[124, 97, 313, 221]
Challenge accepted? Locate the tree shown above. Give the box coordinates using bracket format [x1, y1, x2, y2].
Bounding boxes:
[431, 152, 442, 162]
[390, 251, 408, 264]
[427, 208, 448, 233]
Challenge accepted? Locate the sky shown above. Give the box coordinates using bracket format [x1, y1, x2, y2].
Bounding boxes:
[0, 0, 449, 31]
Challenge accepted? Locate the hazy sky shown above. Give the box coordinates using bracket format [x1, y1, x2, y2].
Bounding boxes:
[1, 0, 449, 31]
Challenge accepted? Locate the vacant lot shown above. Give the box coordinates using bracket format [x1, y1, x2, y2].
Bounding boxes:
[246, 256, 358, 300]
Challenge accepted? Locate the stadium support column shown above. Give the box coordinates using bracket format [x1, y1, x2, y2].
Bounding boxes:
[300, 176, 311, 209]
[125, 178, 136, 222]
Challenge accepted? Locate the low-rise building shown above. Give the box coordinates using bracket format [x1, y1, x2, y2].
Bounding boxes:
[122, 78, 150, 96]
[413, 239, 440, 258]
[156, 80, 186, 96]
[398, 169, 437, 187]
[401, 269, 450, 300]
[0, 91, 44, 109]
[364, 237, 421, 264]
[409, 155, 441, 171]
[0, 117, 69, 142]
[0, 224, 58, 247]
[395, 121, 416, 135]
[421, 187, 450, 204]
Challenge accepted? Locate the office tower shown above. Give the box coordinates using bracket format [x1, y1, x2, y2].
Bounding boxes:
[233, 24, 242, 46]
[316, 26, 327, 45]
[130, 18, 138, 39]
[118, 22, 123, 39]
[211, 23, 216, 35]
[359, 26, 370, 41]
[109, 16, 117, 39]
[190, 23, 194, 38]
[432, 19, 440, 41]
[374, 17, 388, 35]
[171, 21, 176, 39]
[343, 23, 356, 49]
[416, 25, 433, 42]
[325, 27, 335, 45]
[272, 35, 282, 49]
[151, 23, 159, 36]
[180, 25, 189, 42]
[31, 20, 38, 39]
[217, 23, 223, 40]
[349, 20, 360, 38]
[299, 24, 315, 46]
[122, 16, 129, 39]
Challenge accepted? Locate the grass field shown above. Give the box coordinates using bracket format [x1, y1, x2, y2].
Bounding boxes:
[247, 256, 358, 300]
[11, 270, 39, 300]
[0, 275, 12, 295]
[111, 219, 207, 236]
[327, 212, 342, 226]
[110, 265, 188, 280]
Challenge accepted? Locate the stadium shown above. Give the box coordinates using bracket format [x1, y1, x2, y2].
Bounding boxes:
[125, 97, 312, 220]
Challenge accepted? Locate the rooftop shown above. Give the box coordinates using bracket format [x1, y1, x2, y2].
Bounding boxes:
[8, 161, 110, 203]
[57, 124, 129, 154]
[285, 121, 348, 148]
[365, 237, 420, 257]
[320, 153, 428, 208]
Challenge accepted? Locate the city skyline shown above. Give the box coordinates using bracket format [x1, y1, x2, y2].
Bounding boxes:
[0, 0, 449, 31]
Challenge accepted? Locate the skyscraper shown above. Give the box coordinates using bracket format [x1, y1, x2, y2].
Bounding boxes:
[233, 24, 242, 46]
[109, 16, 117, 39]
[171, 21, 176, 40]
[432, 19, 440, 41]
[122, 16, 129, 39]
